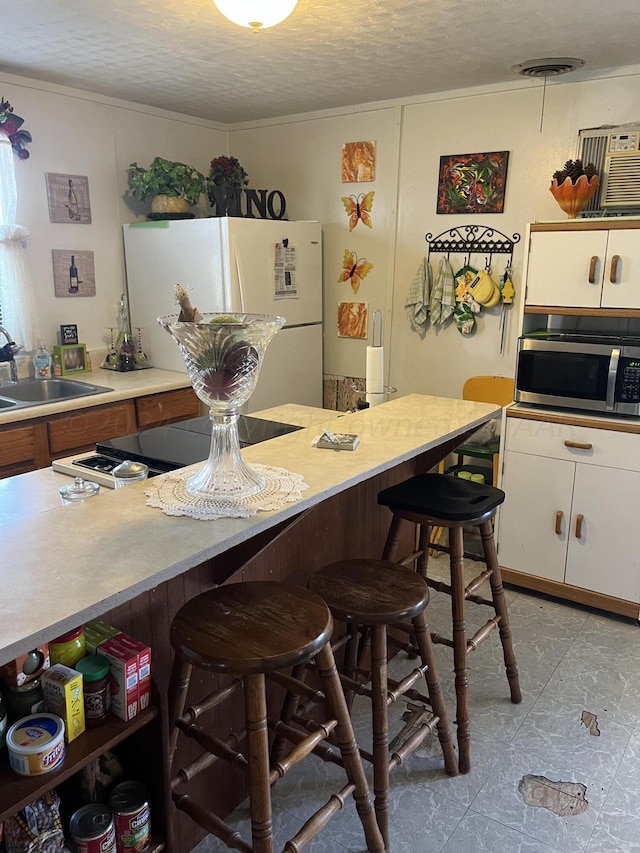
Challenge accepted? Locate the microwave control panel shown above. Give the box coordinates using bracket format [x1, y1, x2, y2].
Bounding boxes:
[619, 360, 640, 402]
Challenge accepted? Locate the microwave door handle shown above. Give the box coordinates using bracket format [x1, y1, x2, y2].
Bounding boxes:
[606, 348, 620, 411]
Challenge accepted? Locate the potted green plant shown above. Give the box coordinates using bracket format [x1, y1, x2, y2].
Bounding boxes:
[127, 157, 206, 215]
[549, 159, 599, 219]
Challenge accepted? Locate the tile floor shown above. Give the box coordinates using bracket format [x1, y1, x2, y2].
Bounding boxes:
[191, 556, 640, 853]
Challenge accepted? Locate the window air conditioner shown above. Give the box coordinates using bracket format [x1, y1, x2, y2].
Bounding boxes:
[577, 124, 640, 214]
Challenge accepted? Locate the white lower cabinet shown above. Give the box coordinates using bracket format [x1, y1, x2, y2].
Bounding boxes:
[498, 416, 640, 606]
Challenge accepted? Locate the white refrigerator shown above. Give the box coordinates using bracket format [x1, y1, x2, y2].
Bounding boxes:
[123, 218, 323, 413]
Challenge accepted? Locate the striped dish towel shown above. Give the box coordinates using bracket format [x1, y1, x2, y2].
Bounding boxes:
[429, 257, 456, 326]
[404, 257, 431, 334]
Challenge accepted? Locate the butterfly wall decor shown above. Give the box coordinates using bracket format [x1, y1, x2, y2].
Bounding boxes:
[340, 191, 375, 231]
[338, 249, 374, 294]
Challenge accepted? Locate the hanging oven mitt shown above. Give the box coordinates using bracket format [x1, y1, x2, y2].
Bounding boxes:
[468, 268, 501, 308]
[453, 301, 476, 335]
[429, 257, 456, 326]
[454, 264, 481, 312]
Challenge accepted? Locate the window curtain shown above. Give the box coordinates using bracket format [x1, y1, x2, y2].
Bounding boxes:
[0, 136, 39, 350]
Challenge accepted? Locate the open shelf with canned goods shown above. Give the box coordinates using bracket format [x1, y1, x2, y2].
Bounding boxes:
[0, 702, 169, 851]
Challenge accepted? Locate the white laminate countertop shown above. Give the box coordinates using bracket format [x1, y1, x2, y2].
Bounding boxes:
[0, 367, 193, 426]
[0, 395, 498, 667]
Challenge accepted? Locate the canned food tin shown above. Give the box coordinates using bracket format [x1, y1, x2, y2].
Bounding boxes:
[6, 713, 65, 776]
[70, 804, 116, 853]
[109, 781, 151, 853]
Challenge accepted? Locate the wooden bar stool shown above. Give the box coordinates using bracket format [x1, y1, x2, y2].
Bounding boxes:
[378, 473, 522, 774]
[168, 581, 385, 853]
[277, 560, 458, 848]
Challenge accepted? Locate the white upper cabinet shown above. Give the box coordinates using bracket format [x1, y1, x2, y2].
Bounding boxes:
[525, 227, 640, 309]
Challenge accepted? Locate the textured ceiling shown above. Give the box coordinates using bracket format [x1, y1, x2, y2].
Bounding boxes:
[3, 0, 640, 124]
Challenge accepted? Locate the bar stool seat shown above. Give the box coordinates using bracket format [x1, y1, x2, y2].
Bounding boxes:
[378, 473, 521, 774]
[295, 560, 458, 847]
[169, 581, 385, 853]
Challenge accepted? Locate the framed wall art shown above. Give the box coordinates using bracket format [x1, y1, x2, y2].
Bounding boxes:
[46, 173, 92, 223]
[337, 301, 369, 339]
[341, 141, 376, 183]
[436, 151, 509, 214]
[52, 250, 96, 298]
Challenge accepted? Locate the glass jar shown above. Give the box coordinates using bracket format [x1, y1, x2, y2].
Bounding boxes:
[59, 477, 100, 504]
[75, 654, 111, 727]
[50, 626, 86, 668]
[6, 679, 44, 724]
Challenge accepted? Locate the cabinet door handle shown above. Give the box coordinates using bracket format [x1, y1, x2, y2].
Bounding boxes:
[575, 513, 584, 539]
[555, 510, 563, 535]
[564, 440, 593, 450]
[588, 256, 599, 284]
[610, 254, 621, 283]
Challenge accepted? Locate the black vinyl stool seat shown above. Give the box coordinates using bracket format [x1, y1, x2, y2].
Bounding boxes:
[274, 560, 458, 848]
[378, 473, 521, 774]
[168, 581, 385, 853]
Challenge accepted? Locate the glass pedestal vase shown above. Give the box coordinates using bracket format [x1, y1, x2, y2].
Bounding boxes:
[157, 312, 285, 500]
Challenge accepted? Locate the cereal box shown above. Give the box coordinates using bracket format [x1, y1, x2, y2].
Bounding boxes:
[98, 638, 138, 721]
[115, 634, 152, 712]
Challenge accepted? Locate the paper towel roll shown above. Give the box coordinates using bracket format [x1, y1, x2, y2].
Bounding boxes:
[366, 345, 384, 407]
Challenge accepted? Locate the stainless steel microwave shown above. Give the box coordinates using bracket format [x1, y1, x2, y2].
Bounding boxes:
[515, 335, 640, 416]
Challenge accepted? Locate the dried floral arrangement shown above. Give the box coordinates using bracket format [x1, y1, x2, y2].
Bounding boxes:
[171, 285, 258, 400]
[208, 155, 249, 189]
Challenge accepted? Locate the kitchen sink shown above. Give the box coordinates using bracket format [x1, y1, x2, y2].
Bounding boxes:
[0, 378, 114, 409]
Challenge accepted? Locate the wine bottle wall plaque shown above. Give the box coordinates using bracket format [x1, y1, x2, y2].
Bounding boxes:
[45, 173, 92, 224]
[51, 249, 96, 298]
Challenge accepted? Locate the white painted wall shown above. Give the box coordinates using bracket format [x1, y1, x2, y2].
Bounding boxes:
[0, 74, 227, 360]
[229, 68, 640, 399]
[2, 67, 640, 400]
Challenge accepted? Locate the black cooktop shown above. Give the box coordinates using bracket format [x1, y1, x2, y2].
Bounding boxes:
[84, 415, 302, 475]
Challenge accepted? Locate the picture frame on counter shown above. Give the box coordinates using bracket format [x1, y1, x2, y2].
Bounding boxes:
[60, 324, 79, 345]
[53, 343, 88, 375]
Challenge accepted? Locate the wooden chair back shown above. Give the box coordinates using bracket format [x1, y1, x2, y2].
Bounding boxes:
[462, 375, 514, 408]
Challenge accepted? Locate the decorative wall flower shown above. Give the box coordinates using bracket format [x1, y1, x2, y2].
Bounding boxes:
[0, 98, 32, 159]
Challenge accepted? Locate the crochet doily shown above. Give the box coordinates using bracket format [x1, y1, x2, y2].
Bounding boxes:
[144, 464, 308, 520]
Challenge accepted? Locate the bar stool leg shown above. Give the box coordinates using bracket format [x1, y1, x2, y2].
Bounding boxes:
[245, 673, 275, 853]
[410, 609, 458, 777]
[449, 526, 471, 774]
[168, 655, 193, 760]
[371, 624, 390, 847]
[480, 520, 522, 705]
[314, 643, 386, 853]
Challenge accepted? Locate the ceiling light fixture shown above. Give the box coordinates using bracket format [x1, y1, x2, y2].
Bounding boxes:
[511, 58, 585, 133]
[213, 0, 298, 31]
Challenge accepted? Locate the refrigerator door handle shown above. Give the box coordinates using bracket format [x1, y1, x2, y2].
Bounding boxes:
[231, 234, 246, 312]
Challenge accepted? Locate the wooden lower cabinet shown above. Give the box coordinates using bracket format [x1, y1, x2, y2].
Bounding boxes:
[0, 421, 49, 477]
[498, 412, 640, 617]
[0, 387, 199, 479]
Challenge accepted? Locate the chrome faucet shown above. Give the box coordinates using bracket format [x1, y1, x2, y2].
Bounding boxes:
[0, 326, 23, 383]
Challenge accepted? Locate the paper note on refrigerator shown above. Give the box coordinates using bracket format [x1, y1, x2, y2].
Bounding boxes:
[274, 241, 299, 298]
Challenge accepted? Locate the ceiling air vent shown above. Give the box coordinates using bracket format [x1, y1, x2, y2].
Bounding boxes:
[511, 58, 585, 78]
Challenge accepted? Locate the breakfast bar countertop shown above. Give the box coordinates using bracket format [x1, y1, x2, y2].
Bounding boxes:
[0, 394, 499, 667]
